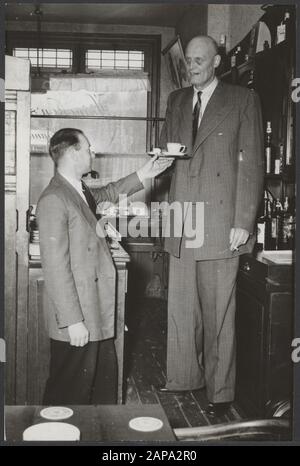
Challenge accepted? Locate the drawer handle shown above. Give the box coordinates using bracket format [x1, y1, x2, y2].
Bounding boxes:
[243, 262, 251, 272]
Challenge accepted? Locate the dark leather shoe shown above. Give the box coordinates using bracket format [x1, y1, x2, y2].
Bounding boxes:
[204, 402, 231, 418]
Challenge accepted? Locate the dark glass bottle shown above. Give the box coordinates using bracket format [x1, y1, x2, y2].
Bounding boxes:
[257, 191, 273, 250]
[281, 196, 295, 249]
[270, 198, 283, 250]
[265, 121, 275, 174]
[230, 55, 238, 84]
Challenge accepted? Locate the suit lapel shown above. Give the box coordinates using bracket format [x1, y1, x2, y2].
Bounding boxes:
[53, 173, 98, 233]
[192, 81, 234, 153]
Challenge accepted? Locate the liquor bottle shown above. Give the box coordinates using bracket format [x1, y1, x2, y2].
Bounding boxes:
[270, 198, 283, 250]
[217, 34, 228, 74]
[281, 196, 295, 249]
[256, 201, 265, 250]
[256, 191, 272, 250]
[265, 121, 274, 174]
[235, 45, 242, 66]
[284, 10, 295, 44]
[264, 197, 272, 250]
[274, 143, 284, 175]
[276, 11, 290, 44]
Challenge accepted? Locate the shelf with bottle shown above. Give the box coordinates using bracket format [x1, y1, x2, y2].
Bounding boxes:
[263, 120, 294, 182]
[256, 189, 295, 252]
[218, 6, 295, 80]
[261, 4, 295, 49]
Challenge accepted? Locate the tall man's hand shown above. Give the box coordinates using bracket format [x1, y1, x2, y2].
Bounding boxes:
[68, 322, 89, 347]
[137, 155, 174, 182]
[229, 227, 250, 251]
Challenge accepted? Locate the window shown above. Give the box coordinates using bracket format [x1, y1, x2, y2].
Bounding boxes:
[8, 32, 162, 207]
[85, 49, 144, 71]
[13, 48, 72, 70]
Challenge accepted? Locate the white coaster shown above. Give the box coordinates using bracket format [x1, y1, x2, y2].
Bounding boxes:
[23, 422, 80, 441]
[40, 406, 73, 421]
[129, 417, 163, 432]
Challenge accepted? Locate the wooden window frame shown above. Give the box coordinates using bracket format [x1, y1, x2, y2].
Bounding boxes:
[6, 31, 162, 151]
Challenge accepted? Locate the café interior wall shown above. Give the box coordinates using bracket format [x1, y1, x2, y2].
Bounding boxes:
[6, 21, 175, 117]
[207, 4, 264, 51]
[175, 4, 208, 51]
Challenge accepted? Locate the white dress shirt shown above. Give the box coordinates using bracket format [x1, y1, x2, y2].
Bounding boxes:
[193, 77, 219, 127]
[58, 170, 88, 205]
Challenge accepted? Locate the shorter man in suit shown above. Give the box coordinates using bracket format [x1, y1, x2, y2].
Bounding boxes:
[37, 128, 172, 405]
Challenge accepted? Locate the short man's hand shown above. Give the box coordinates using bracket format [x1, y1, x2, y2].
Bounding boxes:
[229, 227, 250, 251]
[137, 155, 174, 182]
[68, 322, 89, 347]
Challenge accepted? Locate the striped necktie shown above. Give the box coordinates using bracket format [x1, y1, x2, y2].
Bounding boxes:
[192, 90, 202, 145]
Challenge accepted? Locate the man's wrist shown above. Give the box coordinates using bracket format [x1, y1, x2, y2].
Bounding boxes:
[136, 169, 147, 187]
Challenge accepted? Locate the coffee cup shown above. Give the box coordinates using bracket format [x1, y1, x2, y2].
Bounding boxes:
[167, 142, 186, 154]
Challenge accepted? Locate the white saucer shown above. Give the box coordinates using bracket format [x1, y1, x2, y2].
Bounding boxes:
[148, 151, 189, 159]
[23, 422, 80, 441]
[161, 151, 188, 157]
[129, 416, 163, 432]
[40, 406, 74, 421]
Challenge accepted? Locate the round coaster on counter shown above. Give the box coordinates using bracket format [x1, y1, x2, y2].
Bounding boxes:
[40, 406, 73, 421]
[23, 422, 80, 441]
[129, 417, 163, 432]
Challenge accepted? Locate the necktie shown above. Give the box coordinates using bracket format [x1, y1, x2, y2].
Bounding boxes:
[192, 90, 202, 145]
[81, 181, 97, 218]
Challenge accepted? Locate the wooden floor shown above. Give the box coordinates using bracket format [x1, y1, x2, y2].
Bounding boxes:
[123, 297, 245, 429]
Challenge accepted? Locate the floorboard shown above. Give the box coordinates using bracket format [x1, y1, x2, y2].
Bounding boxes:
[124, 297, 245, 429]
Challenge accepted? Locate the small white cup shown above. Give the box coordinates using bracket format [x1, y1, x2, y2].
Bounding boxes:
[167, 142, 186, 154]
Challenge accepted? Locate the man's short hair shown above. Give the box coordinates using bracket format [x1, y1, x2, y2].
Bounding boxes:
[49, 128, 84, 164]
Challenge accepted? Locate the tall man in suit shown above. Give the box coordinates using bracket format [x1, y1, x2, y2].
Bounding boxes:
[36, 128, 172, 405]
[159, 36, 264, 417]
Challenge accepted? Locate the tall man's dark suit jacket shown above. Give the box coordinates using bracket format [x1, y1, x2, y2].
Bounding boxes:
[37, 172, 143, 342]
[160, 81, 264, 259]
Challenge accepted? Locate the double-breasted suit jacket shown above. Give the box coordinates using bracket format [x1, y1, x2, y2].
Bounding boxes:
[160, 81, 264, 259]
[36, 172, 143, 342]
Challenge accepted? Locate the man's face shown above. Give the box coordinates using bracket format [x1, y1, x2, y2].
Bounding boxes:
[185, 38, 219, 89]
[76, 134, 95, 175]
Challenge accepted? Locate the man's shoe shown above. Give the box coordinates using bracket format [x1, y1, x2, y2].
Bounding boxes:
[204, 402, 231, 418]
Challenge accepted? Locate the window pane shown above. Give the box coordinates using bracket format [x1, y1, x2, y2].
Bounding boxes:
[101, 59, 114, 68]
[102, 51, 115, 60]
[12, 47, 72, 69]
[86, 49, 144, 71]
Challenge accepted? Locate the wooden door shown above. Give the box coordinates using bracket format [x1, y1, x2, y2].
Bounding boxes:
[5, 56, 30, 404]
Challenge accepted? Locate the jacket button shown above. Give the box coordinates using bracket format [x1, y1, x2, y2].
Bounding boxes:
[95, 277, 98, 282]
[88, 247, 91, 251]
[217, 172, 220, 176]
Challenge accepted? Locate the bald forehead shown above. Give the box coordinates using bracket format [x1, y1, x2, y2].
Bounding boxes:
[186, 37, 218, 58]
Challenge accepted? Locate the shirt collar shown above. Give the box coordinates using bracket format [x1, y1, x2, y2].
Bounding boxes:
[193, 77, 218, 97]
